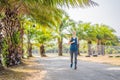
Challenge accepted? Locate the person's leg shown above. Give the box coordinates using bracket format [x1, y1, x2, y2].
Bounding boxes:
[74, 51, 78, 69]
[70, 51, 73, 68]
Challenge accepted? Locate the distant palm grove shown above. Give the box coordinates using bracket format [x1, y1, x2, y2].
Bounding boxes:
[0, 0, 119, 70]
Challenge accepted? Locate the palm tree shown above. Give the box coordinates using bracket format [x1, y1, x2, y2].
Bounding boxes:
[35, 28, 52, 57]
[76, 21, 86, 55]
[94, 24, 103, 55]
[22, 16, 37, 57]
[82, 23, 96, 56]
[1, 8, 22, 66]
[25, 0, 97, 57]
[51, 14, 76, 56]
[0, 0, 97, 66]
[95, 24, 116, 55]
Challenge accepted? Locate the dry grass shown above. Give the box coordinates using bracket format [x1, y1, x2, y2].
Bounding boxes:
[0, 57, 46, 80]
[78, 54, 120, 66]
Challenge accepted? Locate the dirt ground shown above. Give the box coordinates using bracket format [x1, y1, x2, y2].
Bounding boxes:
[0, 57, 45, 80]
[0, 54, 120, 80]
[78, 54, 120, 66]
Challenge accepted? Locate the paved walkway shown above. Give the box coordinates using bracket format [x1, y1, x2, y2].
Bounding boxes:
[39, 56, 120, 80]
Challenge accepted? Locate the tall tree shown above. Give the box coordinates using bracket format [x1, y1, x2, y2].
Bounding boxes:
[74, 21, 86, 55]
[94, 24, 116, 55]
[51, 14, 76, 56]
[0, 0, 97, 66]
[82, 23, 96, 56]
[23, 16, 36, 57]
[35, 27, 52, 57]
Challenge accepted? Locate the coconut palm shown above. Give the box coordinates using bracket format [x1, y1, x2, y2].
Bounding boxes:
[22, 16, 37, 57]
[0, 0, 97, 26]
[94, 24, 116, 55]
[75, 21, 86, 55]
[51, 14, 72, 56]
[35, 27, 52, 57]
[0, 0, 97, 66]
[82, 23, 96, 56]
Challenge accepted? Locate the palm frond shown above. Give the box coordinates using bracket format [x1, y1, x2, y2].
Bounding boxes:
[24, 0, 98, 7]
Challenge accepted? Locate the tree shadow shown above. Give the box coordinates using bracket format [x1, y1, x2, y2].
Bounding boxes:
[0, 69, 31, 80]
[0, 59, 44, 80]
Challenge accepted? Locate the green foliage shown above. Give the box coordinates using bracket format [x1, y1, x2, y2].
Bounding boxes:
[23, 0, 98, 8]
[74, 22, 117, 45]
[106, 47, 117, 54]
[12, 31, 20, 46]
[1, 39, 8, 67]
[51, 14, 74, 40]
[95, 24, 116, 41]
[1, 31, 21, 67]
[35, 28, 52, 44]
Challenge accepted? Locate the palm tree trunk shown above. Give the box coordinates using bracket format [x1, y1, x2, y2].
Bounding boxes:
[0, 23, 3, 69]
[101, 42, 105, 55]
[40, 44, 46, 57]
[58, 38, 62, 56]
[28, 43, 32, 57]
[27, 30, 32, 57]
[0, 42, 3, 70]
[1, 7, 22, 66]
[20, 23, 24, 58]
[0, 62, 3, 70]
[88, 41, 92, 56]
[97, 39, 101, 55]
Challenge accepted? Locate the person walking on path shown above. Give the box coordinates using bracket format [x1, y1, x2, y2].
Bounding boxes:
[68, 31, 78, 70]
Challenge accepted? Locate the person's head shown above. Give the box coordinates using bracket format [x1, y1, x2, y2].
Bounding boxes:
[72, 31, 76, 36]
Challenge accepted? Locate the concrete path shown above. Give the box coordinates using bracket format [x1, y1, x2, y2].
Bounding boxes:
[39, 56, 120, 80]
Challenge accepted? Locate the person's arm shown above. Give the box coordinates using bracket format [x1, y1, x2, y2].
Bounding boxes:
[68, 37, 74, 45]
[69, 41, 74, 44]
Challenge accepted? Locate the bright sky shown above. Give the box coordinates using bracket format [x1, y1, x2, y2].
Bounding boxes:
[64, 0, 120, 36]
